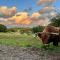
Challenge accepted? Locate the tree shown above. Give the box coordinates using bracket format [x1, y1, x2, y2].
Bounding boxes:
[50, 14, 60, 27]
[32, 26, 44, 33]
[0, 24, 7, 32]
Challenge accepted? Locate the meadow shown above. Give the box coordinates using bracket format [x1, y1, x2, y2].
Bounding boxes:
[0, 32, 60, 52]
[0, 32, 42, 47]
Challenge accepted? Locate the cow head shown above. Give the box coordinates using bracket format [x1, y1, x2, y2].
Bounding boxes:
[37, 32, 50, 44]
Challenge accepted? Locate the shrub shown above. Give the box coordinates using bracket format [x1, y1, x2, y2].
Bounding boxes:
[32, 26, 44, 33]
[50, 14, 60, 27]
[7, 28, 16, 32]
[0, 24, 7, 32]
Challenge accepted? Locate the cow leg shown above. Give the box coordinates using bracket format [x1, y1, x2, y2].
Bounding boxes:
[53, 35, 59, 46]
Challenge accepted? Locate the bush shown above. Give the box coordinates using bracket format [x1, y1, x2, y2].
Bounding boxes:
[50, 14, 60, 27]
[7, 28, 17, 32]
[0, 24, 7, 32]
[32, 26, 44, 33]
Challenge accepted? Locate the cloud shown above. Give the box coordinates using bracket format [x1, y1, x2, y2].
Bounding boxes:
[50, 11, 57, 17]
[31, 12, 41, 18]
[43, 6, 54, 11]
[37, 0, 47, 6]
[0, 6, 50, 26]
[39, 6, 54, 14]
[8, 12, 32, 25]
[37, 0, 56, 6]
[0, 18, 8, 21]
[0, 11, 50, 26]
[30, 12, 50, 26]
[34, 18, 50, 26]
[37, 0, 56, 14]
[0, 6, 16, 16]
[2, 11, 49, 26]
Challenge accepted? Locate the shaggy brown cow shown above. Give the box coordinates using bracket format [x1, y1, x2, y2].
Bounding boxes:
[37, 26, 60, 46]
[37, 32, 59, 46]
[43, 26, 59, 33]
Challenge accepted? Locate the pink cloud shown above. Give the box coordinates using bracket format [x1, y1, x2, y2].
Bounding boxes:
[0, 6, 16, 16]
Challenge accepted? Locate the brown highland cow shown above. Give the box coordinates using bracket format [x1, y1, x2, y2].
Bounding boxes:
[37, 26, 60, 46]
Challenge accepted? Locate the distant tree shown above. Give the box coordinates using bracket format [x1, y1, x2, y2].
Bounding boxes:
[50, 14, 60, 27]
[7, 28, 18, 32]
[0, 24, 7, 32]
[32, 26, 44, 33]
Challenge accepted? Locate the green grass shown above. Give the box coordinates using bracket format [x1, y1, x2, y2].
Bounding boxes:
[0, 32, 60, 52]
[0, 32, 43, 47]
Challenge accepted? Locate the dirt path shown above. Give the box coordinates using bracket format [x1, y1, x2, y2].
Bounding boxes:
[0, 45, 60, 60]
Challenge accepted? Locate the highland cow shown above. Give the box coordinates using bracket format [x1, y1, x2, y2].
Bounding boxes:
[37, 26, 60, 46]
[43, 26, 59, 33]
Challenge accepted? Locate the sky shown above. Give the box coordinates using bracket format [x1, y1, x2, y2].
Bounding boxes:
[0, 0, 60, 27]
[0, 0, 60, 12]
[0, 0, 42, 13]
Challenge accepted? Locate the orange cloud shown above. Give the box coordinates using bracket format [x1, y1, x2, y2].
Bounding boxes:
[5, 12, 50, 26]
[31, 12, 41, 18]
[8, 12, 32, 25]
[0, 8, 50, 26]
[20, 18, 32, 25]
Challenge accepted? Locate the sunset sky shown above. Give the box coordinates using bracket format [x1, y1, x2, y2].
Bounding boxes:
[0, 0, 60, 27]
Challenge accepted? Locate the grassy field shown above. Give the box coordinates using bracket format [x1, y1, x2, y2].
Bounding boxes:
[0, 32, 60, 52]
[0, 32, 43, 47]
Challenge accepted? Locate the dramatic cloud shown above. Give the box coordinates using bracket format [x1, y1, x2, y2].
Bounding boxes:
[0, 11, 50, 26]
[0, 6, 16, 16]
[8, 12, 32, 25]
[0, 6, 50, 26]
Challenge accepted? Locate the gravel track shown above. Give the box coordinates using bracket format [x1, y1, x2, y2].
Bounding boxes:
[0, 45, 60, 60]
